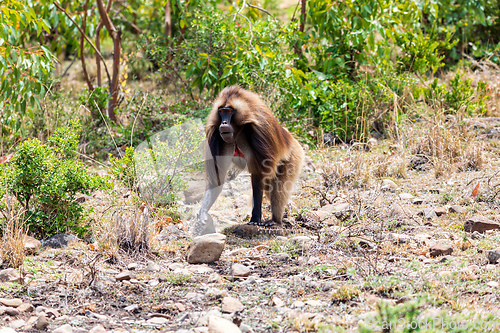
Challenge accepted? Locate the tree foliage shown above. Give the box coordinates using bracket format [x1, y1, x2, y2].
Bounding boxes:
[0, 0, 54, 133]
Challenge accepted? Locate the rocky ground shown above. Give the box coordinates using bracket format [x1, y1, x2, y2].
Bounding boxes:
[2, 119, 500, 332]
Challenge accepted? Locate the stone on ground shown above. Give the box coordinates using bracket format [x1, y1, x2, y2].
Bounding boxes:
[221, 296, 244, 313]
[464, 216, 500, 233]
[429, 243, 453, 257]
[187, 233, 226, 264]
[208, 316, 242, 333]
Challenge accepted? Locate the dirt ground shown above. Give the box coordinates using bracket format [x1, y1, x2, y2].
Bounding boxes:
[2, 115, 500, 333]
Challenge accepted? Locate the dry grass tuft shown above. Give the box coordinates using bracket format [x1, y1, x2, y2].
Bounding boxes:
[1, 209, 27, 268]
[407, 122, 483, 177]
[92, 209, 152, 258]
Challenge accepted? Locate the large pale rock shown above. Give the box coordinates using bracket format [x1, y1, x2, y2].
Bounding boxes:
[0, 298, 22, 307]
[208, 316, 242, 333]
[23, 236, 41, 254]
[187, 233, 226, 264]
[231, 264, 251, 278]
[0, 268, 22, 283]
[464, 216, 500, 233]
[221, 297, 244, 313]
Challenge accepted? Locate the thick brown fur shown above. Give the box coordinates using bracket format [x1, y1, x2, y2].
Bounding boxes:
[204, 85, 304, 226]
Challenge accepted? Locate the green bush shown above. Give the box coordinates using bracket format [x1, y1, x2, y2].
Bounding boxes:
[414, 71, 489, 115]
[1, 120, 111, 237]
[109, 147, 136, 189]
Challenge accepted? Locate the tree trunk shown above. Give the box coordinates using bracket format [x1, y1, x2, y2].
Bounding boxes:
[165, 0, 171, 39]
[96, 0, 119, 122]
[300, 0, 307, 32]
[81, 0, 93, 91]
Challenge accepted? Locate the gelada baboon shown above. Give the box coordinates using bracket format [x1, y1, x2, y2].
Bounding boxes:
[192, 86, 304, 236]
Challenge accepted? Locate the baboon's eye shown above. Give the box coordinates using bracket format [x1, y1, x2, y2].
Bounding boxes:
[218, 106, 235, 115]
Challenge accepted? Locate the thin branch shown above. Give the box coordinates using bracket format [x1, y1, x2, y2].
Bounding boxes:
[53, 1, 112, 88]
[247, 3, 274, 17]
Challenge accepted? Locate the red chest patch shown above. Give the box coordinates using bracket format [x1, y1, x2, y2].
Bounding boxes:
[233, 142, 244, 158]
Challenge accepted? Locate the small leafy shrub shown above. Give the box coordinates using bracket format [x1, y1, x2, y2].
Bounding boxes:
[1, 120, 111, 237]
[164, 273, 191, 285]
[414, 72, 489, 115]
[78, 87, 109, 124]
[109, 147, 136, 189]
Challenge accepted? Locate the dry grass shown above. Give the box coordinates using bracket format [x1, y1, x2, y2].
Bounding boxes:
[1, 208, 27, 268]
[405, 121, 483, 177]
[92, 208, 153, 259]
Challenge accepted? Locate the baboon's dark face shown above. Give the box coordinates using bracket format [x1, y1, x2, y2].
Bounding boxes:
[218, 106, 236, 143]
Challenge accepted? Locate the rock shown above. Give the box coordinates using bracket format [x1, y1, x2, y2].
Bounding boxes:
[387, 233, 411, 244]
[271, 253, 290, 262]
[0, 298, 22, 307]
[221, 297, 244, 313]
[23, 235, 41, 254]
[147, 261, 161, 272]
[429, 243, 453, 257]
[184, 181, 206, 204]
[146, 317, 169, 325]
[272, 297, 285, 307]
[231, 264, 251, 278]
[389, 206, 413, 218]
[487, 249, 500, 264]
[486, 281, 499, 288]
[239, 324, 255, 333]
[52, 324, 73, 333]
[381, 179, 397, 191]
[412, 198, 424, 205]
[288, 236, 313, 251]
[17, 303, 34, 312]
[116, 271, 134, 281]
[206, 287, 228, 299]
[157, 224, 190, 243]
[127, 263, 138, 270]
[186, 233, 226, 264]
[88, 325, 107, 333]
[208, 316, 242, 333]
[124, 304, 140, 313]
[42, 233, 79, 249]
[449, 205, 467, 214]
[44, 308, 60, 318]
[486, 264, 496, 271]
[4, 307, 20, 316]
[471, 231, 485, 239]
[148, 279, 159, 287]
[208, 273, 222, 284]
[464, 216, 500, 233]
[0, 268, 22, 283]
[399, 193, 414, 200]
[434, 207, 447, 217]
[419, 208, 437, 220]
[9, 319, 26, 329]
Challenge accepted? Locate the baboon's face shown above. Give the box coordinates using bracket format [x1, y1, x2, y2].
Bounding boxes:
[218, 106, 236, 143]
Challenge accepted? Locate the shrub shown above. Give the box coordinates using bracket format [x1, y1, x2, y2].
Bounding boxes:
[109, 147, 136, 189]
[1, 120, 111, 237]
